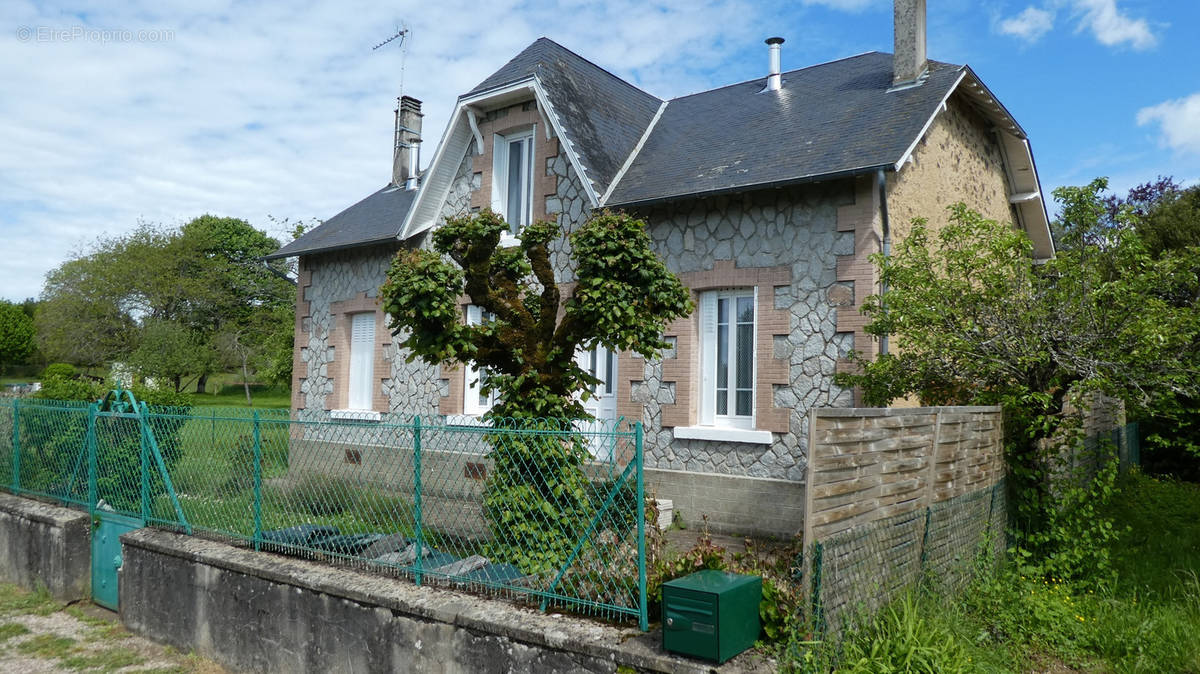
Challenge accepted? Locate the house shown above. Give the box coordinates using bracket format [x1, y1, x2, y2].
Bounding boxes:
[266, 0, 1054, 536]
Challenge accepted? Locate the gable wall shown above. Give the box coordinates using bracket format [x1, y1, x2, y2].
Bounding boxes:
[886, 93, 1017, 239]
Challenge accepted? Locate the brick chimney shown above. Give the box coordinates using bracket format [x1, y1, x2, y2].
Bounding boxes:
[893, 0, 927, 86]
[393, 95, 422, 189]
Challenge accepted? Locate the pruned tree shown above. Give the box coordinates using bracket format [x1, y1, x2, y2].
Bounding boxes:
[380, 209, 691, 571]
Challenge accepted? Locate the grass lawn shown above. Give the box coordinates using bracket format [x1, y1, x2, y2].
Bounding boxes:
[786, 471, 1200, 673]
[184, 381, 290, 409]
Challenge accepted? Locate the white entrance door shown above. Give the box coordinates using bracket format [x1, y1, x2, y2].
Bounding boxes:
[577, 345, 618, 460]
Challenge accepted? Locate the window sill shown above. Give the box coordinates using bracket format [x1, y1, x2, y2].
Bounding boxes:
[330, 409, 382, 422]
[672, 426, 774, 445]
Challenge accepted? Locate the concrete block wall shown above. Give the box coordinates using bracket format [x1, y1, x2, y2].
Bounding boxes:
[0, 493, 91, 602]
[119, 529, 745, 674]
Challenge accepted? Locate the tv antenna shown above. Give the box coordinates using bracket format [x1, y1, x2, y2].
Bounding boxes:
[373, 24, 410, 98]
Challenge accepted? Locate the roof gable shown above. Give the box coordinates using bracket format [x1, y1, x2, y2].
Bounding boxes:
[467, 38, 662, 198]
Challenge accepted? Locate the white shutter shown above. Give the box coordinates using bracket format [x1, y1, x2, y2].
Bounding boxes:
[348, 312, 376, 410]
[698, 292, 717, 426]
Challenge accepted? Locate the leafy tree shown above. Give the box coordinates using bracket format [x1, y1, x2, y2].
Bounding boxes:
[380, 209, 691, 571]
[127, 320, 217, 392]
[838, 182, 1200, 579]
[35, 216, 295, 393]
[0, 301, 36, 374]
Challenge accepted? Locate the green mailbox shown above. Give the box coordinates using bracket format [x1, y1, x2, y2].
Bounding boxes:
[662, 570, 762, 663]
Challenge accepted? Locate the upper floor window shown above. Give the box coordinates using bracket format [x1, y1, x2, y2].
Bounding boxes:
[698, 289, 756, 429]
[493, 128, 534, 235]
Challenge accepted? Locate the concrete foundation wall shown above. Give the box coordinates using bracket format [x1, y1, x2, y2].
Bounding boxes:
[0, 493, 91, 601]
[119, 529, 729, 674]
[645, 468, 804, 538]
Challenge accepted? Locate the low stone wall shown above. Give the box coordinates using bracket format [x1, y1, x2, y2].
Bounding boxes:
[119, 529, 765, 673]
[645, 468, 805, 538]
[0, 493, 91, 601]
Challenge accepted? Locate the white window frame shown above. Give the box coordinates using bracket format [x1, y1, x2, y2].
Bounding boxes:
[491, 126, 536, 237]
[463, 305, 496, 416]
[698, 288, 757, 430]
[347, 311, 376, 412]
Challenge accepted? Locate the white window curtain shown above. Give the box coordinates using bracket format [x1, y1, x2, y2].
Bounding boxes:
[348, 312, 376, 411]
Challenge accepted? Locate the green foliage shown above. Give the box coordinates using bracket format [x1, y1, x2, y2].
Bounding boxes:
[381, 209, 690, 572]
[41, 363, 76, 379]
[784, 464, 1200, 673]
[128, 320, 217, 392]
[35, 215, 294, 390]
[837, 593, 973, 674]
[0, 301, 36, 374]
[838, 183, 1200, 581]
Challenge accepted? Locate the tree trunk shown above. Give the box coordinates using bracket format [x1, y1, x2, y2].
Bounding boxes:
[173, 374, 182, 393]
[241, 352, 253, 406]
[196, 372, 208, 394]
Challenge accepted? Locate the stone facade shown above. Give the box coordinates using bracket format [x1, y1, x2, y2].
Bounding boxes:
[291, 86, 1021, 496]
[630, 182, 857, 481]
[293, 246, 445, 423]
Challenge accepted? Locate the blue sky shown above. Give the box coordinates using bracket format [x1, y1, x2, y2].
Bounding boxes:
[1, 0, 1197, 302]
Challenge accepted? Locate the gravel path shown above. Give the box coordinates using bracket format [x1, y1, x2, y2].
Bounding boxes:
[0, 584, 226, 674]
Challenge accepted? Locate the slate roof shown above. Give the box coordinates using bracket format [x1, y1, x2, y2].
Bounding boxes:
[606, 52, 967, 206]
[263, 184, 415, 260]
[466, 38, 662, 198]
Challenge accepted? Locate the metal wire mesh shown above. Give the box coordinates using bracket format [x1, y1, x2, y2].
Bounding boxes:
[804, 480, 1007, 639]
[2, 396, 648, 628]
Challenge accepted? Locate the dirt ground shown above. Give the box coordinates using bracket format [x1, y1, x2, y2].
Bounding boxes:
[0, 584, 226, 674]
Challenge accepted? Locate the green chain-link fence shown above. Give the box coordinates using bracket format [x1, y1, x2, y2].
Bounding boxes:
[800, 480, 1008, 645]
[0, 394, 648, 629]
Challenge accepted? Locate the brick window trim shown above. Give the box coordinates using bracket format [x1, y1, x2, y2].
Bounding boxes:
[325, 293, 392, 414]
[291, 259, 313, 410]
[468, 102, 559, 223]
[660, 260, 791, 435]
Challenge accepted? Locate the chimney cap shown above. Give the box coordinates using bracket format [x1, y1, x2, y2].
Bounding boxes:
[765, 36, 785, 45]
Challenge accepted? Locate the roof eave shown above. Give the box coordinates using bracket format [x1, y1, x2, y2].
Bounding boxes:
[262, 235, 403, 261]
[607, 164, 892, 210]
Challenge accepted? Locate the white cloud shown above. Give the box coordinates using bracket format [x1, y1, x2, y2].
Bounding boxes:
[996, 1, 1158, 50]
[0, 0, 761, 301]
[1072, 0, 1157, 49]
[997, 6, 1056, 43]
[1137, 93, 1200, 155]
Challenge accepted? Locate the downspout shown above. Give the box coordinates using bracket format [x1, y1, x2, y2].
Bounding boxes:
[876, 168, 891, 356]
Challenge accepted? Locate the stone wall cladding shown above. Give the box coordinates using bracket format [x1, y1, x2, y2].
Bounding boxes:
[295, 245, 445, 423]
[886, 93, 1017, 239]
[631, 182, 858, 481]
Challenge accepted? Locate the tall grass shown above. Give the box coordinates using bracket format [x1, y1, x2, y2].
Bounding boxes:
[786, 472, 1200, 673]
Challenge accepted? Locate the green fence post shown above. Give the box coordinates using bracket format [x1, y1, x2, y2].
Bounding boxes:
[413, 416, 423, 586]
[811, 541, 825, 637]
[11, 399, 20, 494]
[635, 421, 648, 632]
[919, 506, 933, 573]
[140, 414, 150, 522]
[86, 403, 98, 514]
[252, 410, 263, 551]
